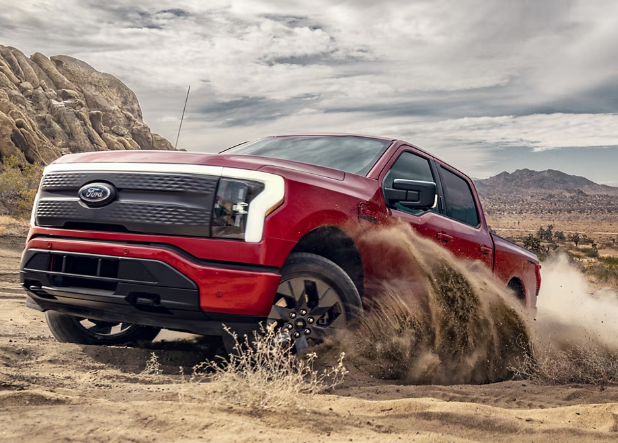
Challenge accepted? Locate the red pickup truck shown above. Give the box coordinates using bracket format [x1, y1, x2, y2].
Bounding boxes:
[21, 135, 540, 351]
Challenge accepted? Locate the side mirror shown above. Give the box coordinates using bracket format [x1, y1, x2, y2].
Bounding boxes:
[385, 179, 437, 210]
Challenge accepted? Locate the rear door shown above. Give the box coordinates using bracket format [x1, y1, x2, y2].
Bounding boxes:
[380, 147, 454, 248]
[436, 163, 494, 268]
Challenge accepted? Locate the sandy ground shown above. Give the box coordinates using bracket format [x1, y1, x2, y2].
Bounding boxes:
[3, 236, 618, 442]
[487, 216, 618, 239]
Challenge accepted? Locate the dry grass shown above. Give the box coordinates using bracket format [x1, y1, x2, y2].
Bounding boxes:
[0, 155, 43, 218]
[0, 215, 28, 226]
[511, 342, 618, 386]
[140, 352, 163, 376]
[190, 324, 348, 410]
[0, 214, 30, 237]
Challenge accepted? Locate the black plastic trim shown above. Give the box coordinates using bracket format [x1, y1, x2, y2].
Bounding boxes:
[21, 268, 200, 312]
[25, 294, 264, 336]
[22, 249, 197, 290]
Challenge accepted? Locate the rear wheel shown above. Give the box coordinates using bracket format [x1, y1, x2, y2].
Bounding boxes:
[45, 311, 161, 346]
[267, 252, 363, 352]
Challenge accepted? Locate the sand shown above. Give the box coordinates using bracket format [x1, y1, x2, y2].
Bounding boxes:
[2, 236, 618, 442]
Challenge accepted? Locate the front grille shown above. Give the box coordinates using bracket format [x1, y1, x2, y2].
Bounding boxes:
[36, 171, 219, 237]
[42, 172, 216, 193]
[49, 254, 123, 279]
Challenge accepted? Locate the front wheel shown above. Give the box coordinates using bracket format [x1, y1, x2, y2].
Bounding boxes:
[45, 311, 161, 346]
[267, 252, 363, 352]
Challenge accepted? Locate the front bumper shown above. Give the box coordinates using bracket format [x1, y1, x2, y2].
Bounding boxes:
[21, 237, 282, 335]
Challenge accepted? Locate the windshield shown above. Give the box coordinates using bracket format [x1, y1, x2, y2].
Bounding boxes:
[222, 136, 393, 176]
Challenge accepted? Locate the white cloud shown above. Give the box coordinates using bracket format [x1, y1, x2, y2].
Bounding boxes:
[388, 113, 618, 151]
[1, 0, 618, 181]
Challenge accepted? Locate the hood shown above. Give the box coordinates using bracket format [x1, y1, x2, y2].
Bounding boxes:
[53, 151, 345, 181]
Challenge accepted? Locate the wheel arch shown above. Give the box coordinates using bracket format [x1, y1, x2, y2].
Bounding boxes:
[289, 225, 364, 298]
[507, 277, 526, 301]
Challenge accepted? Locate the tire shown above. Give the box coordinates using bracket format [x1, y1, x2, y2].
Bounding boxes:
[266, 252, 363, 352]
[45, 311, 161, 346]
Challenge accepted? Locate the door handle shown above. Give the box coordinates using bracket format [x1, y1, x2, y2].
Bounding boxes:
[480, 245, 493, 255]
[436, 232, 454, 243]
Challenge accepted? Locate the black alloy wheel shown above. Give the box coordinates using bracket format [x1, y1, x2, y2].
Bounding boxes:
[267, 252, 363, 352]
[45, 311, 161, 345]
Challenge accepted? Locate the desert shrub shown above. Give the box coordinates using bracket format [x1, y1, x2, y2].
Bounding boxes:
[579, 247, 599, 258]
[193, 324, 347, 409]
[0, 156, 43, 218]
[566, 251, 583, 260]
[599, 256, 618, 266]
[511, 343, 618, 385]
[585, 262, 618, 287]
[141, 352, 162, 376]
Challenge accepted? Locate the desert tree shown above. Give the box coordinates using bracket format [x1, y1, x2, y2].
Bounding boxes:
[570, 233, 581, 247]
[546, 224, 554, 241]
[523, 234, 542, 253]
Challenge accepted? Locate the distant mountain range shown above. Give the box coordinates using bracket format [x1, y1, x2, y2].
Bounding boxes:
[474, 169, 618, 196]
[474, 169, 618, 218]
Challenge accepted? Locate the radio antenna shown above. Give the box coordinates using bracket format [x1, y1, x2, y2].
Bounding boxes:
[175, 85, 191, 149]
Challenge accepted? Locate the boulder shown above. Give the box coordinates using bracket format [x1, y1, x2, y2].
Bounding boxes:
[116, 136, 135, 150]
[0, 111, 26, 161]
[0, 71, 16, 90]
[0, 46, 174, 168]
[51, 55, 142, 120]
[111, 125, 128, 136]
[59, 89, 81, 100]
[31, 53, 75, 91]
[28, 61, 55, 91]
[19, 82, 34, 95]
[89, 111, 104, 135]
[100, 132, 124, 150]
[10, 48, 39, 89]
[131, 122, 153, 149]
[0, 61, 20, 86]
[7, 91, 29, 109]
[126, 138, 141, 150]
[153, 133, 175, 150]
[0, 46, 24, 80]
[50, 103, 95, 153]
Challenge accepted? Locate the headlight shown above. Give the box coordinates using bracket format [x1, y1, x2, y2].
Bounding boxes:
[212, 178, 265, 239]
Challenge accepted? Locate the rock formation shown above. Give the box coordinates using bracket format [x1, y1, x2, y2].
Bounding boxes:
[0, 45, 174, 165]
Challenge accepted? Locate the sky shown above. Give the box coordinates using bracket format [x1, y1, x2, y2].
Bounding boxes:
[1, 0, 617, 183]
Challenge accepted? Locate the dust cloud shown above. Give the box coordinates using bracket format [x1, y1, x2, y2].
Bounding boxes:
[323, 223, 618, 386]
[535, 255, 618, 350]
[323, 222, 533, 385]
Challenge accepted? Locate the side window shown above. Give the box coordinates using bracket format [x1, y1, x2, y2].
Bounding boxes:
[439, 166, 479, 227]
[384, 151, 436, 215]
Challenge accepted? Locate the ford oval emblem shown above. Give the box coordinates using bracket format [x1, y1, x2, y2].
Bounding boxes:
[78, 182, 116, 207]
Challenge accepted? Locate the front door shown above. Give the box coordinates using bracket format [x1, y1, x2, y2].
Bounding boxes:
[381, 148, 454, 251]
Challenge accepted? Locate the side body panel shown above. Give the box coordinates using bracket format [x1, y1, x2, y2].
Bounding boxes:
[492, 234, 539, 309]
